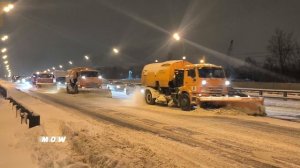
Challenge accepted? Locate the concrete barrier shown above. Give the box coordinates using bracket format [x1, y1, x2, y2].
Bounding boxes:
[0, 83, 40, 128]
[232, 82, 300, 90]
[0, 85, 7, 98]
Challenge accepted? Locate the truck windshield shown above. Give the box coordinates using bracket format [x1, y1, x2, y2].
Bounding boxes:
[38, 74, 54, 78]
[198, 68, 225, 78]
[80, 71, 98, 77]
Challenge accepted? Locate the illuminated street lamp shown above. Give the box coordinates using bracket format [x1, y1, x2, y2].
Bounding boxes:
[47, 69, 50, 72]
[3, 4, 14, 13]
[155, 60, 158, 63]
[59, 65, 63, 69]
[84, 55, 89, 60]
[52, 67, 56, 70]
[68, 61, 73, 65]
[2, 55, 7, 59]
[173, 33, 181, 41]
[1, 48, 7, 53]
[200, 59, 205, 64]
[113, 48, 119, 54]
[1, 35, 8, 41]
[182, 56, 186, 60]
[4, 60, 8, 64]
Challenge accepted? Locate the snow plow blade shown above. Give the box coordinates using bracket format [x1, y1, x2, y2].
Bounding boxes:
[197, 97, 265, 116]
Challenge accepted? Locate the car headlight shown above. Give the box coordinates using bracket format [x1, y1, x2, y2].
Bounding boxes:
[201, 80, 207, 85]
[98, 75, 102, 79]
[21, 79, 26, 83]
[140, 89, 145, 94]
[16, 80, 20, 83]
[81, 76, 86, 79]
[116, 85, 120, 89]
[58, 82, 62, 85]
[225, 80, 230, 86]
[53, 78, 56, 83]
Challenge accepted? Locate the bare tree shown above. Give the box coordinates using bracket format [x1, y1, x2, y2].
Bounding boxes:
[244, 56, 257, 66]
[267, 29, 298, 74]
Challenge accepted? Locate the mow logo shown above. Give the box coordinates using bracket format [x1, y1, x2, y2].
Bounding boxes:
[39, 136, 66, 143]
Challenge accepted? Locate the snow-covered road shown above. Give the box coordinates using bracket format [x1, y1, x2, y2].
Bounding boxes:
[2, 81, 300, 167]
[110, 89, 300, 122]
[11, 83, 300, 166]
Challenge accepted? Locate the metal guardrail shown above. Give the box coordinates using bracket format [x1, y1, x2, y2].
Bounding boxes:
[0, 85, 40, 128]
[233, 87, 300, 100]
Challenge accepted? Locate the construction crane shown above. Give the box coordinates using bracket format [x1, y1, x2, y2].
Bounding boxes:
[226, 40, 235, 78]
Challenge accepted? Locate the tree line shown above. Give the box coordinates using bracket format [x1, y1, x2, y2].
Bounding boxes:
[234, 29, 300, 82]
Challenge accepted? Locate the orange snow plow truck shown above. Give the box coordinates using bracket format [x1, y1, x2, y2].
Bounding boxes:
[141, 60, 264, 113]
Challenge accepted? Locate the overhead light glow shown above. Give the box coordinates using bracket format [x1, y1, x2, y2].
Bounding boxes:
[113, 48, 119, 54]
[3, 4, 14, 13]
[1, 48, 7, 53]
[2, 55, 7, 59]
[173, 33, 181, 41]
[1, 35, 8, 41]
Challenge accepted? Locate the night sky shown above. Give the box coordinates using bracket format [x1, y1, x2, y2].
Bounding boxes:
[2, 0, 300, 75]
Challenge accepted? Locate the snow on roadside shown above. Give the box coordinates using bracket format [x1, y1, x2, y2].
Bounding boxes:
[0, 99, 38, 168]
[0, 81, 203, 167]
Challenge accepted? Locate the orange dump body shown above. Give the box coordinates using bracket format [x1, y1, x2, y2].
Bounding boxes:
[142, 60, 192, 88]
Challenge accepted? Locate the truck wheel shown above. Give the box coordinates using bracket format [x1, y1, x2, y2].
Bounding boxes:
[66, 84, 71, 94]
[73, 85, 79, 94]
[180, 93, 191, 111]
[145, 89, 155, 105]
[66, 84, 78, 94]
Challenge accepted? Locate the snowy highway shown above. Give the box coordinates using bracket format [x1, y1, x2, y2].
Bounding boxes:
[3, 82, 297, 167]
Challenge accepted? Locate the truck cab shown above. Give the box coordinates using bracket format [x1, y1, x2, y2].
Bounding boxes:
[180, 64, 229, 95]
[66, 67, 103, 94]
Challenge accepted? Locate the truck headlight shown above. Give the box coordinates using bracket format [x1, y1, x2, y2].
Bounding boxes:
[81, 76, 86, 79]
[201, 80, 207, 85]
[98, 75, 102, 79]
[225, 80, 230, 86]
